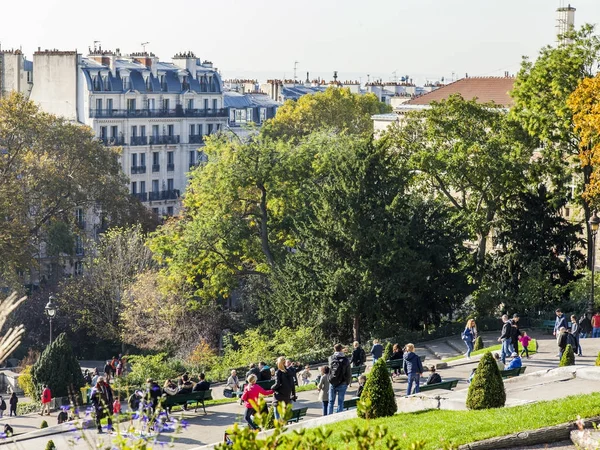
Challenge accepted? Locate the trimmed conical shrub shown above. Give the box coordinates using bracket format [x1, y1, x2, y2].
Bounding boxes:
[466, 352, 505, 410]
[358, 358, 396, 419]
[596, 351, 600, 366]
[559, 344, 575, 367]
[31, 333, 85, 400]
[474, 336, 484, 351]
[383, 343, 393, 361]
[40, 420, 48, 429]
[45, 439, 56, 450]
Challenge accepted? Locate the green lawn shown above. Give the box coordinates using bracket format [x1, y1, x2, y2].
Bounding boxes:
[304, 392, 600, 449]
[443, 340, 537, 362]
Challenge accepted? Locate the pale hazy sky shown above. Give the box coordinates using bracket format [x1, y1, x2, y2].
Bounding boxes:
[2, 0, 600, 84]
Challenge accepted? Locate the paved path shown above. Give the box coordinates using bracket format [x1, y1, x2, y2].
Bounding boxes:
[5, 330, 600, 449]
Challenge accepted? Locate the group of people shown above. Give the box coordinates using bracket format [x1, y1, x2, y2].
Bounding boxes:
[554, 309, 594, 358]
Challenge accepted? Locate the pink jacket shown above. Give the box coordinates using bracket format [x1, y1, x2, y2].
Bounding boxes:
[241, 383, 273, 409]
[519, 335, 532, 347]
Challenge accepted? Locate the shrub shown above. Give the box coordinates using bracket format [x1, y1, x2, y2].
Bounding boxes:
[596, 351, 600, 366]
[383, 343, 393, 362]
[474, 336, 484, 351]
[18, 365, 37, 400]
[40, 420, 48, 429]
[358, 358, 396, 419]
[559, 344, 575, 367]
[466, 352, 505, 410]
[45, 440, 56, 450]
[120, 353, 180, 387]
[31, 333, 85, 400]
[17, 401, 41, 415]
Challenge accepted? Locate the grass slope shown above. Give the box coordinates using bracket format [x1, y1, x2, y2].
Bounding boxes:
[444, 339, 537, 362]
[305, 392, 600, 449]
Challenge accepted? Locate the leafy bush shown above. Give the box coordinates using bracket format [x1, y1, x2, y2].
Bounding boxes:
[18, 365, 37, 400]
[31, 333, 85, 399]
[474, 336, 484, 351]
[559, 344, 575, 367]
[118, 353, 181, 387]
[596, 351, 600, 366]
[187, 339, 218, 374]
[40, 420, 48, 429]
[358, 358, 396, 419]
[17, 401, 41, 415]
[383, 343, 393, 361]
[466, 352, 505, 410]
[45, 440, 56, 450]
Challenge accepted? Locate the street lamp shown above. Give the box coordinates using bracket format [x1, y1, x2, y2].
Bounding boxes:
[589, 213, 600, 315]
[44, 296, 57, 344]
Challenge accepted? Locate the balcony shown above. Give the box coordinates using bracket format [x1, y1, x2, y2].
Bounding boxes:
[148, 189, 181, 202]
[167, 163, 175, 172]
[149, 135, 180, 145]
[131, 165, 147, 174]
[89, 108, 228, 119]
[189, 135, 204, 144]
[152, 164, 160, 172]
[130, 136, 148, 146]
[132, 192, 148, 202]
[99, 137, 125, 146]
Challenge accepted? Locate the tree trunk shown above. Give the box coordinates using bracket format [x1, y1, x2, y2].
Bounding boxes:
[353, 315, 360, 343]
[257, 183, 275, 267]
[583, 165, 593, 270]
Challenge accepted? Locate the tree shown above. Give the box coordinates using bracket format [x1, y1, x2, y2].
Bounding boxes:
[261, 87, 390, 141]
[383, 343, 393, 362]
[31, 333, 85, 399]
[466, 352, 505, 410]
[358, 358, 396, 419]
[474, 336, 484, 351]
[559, 344, 575, 367]
[511, 25, 600, 269]
[391, 95, 535, 268]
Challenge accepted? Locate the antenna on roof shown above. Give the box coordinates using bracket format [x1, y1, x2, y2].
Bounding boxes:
[141, 42, 150, 53]
[294, 61, 299, 83]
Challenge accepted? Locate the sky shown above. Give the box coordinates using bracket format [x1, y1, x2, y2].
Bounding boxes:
[2, 0, 600, 85]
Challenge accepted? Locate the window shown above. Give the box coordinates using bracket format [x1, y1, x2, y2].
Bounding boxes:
[189, 150, 195, 165]
[131, 181, 137, 194]
[213, 99, 218, 110]
[122, 76, 130, 90]
[208, 124, 213, 135]
[152, 125, 159, 137]
[167, 151, 174, 165]
[127, 99, 136, 111]
[100, 126, 107, 139]
[167, 125, 174, 136]
[153, 152, 159, 166]
[152, 180, 159, 192]
[204, 99, 209, 110]
[131, 153, 138, 167]
[187, 99, 194, 110]
[106, 99, 113, 111]
[160, 75, 167, 91]
[74, 261, 83, 276]
[140, 125, 146, 137]
[167, 206, 174, 216]
[27, 71, 33, 83]
[259, 108, 267, 122]
[163, 98, 170, 110]
[247, 108, 253, 122]
[96, 98, 102, 110]
[198, 124, 203, 136]
[216, 124, 220, 131]
[148, 98, 155, 110]
[167, 178, 174, 191]
[111, 126, 118, 137]
[235, 109, 245, 122]
[140, 181, 146, 193]
[189, 124, 195, 136]
[140, 153, 146, 167]
[131, 126, 137, 137]
[75, 236, 84, 255]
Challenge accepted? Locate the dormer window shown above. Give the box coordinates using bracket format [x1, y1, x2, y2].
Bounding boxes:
[145, 75, 153, 92]
[160, 75, 167, 91]
[93, 75, 102, 91]
[122, 76, 131, 91]
[103, 76, 110, 90]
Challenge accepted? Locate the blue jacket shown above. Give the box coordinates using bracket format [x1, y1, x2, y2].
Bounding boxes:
[371, 343, 383, 358]
[554, 314, 568, 333]
[403, 352, 423, 375]
[505, 356, 522, 370]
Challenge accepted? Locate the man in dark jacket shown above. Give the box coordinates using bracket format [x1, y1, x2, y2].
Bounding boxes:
[579, 313, 593, 339]
[90, 377, 114, 433]
[370, 340, 384, 365]
[145, 378, 162, 415]
[327, 343, 352, 415]
[497, 314, 512, 364]
[245, 364, 260, 381]
[510, 315, 522, 354]
[193, 373, 210, 391]
[258, 362, 271, 381]
[554, 309, 568, 336]
[285, 359, 298, 386]
[350, 341, 366, 368]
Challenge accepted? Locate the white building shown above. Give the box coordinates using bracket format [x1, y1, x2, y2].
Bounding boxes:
[0, 49, 33, 98]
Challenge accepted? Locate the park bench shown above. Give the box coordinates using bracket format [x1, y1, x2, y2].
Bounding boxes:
[418, 379, 459, 392]
[541, 320, 555, 334]
[350, 365, 366, 386]
[343, 397, 360, 410]
[386, 359, 404, 376]
[162, 389, 213, 414]
[500, 366, 527, 379]
[287, 406, 308, 424]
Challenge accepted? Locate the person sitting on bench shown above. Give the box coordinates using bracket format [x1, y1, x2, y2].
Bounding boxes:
[425, 366, 441, 385]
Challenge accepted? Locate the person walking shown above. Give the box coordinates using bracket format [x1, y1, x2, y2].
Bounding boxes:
[90, 377, 113, 434]
[579, 313, 592, 339]
[9, 392, 17, 417]
[241, 374, 273, 430]
[40, 385, 52, 416]
[370, 340, 383, 365]
[317, 366, 330, 416]
[271, 356, 296, 421]
[0, 396, 6, 418]
[592, 312, 600, 338]
[511, 315, 522, 354]
[350, 342, 366, 368]
[403, 343, 423, 395]
[462, 319, 476, 359]
[519, 331, 532, 359]
[554, 309, 568, 337]
[327, 344, 351, 415]
[571, 315, 583, 356]
[498, 315, 512, 364]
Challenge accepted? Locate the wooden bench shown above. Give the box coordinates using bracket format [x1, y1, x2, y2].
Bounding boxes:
[500, 366, 527, 379]
[419, 379, 459, 392]
[350, 365, 366, 385]
[162, 389, 213, 414]
[343, 397, 360, 410]
[287, 407, 308, 424]
[386, 359, 404, 376]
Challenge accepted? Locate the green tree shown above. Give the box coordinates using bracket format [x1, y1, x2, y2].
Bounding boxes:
[511, 25, 600, 269]
[358, 358, 397, 419]
[31, 333, 85, 399]
[474, 336, 484, 351]
[559, 344, 576, 367]
[383, 343, 393, 362]
[466, 352, 505, 410]
[261, 87, 390, 141]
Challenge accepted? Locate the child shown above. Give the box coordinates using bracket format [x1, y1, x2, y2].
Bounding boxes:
[113, 398, 121, 415]
[519, 331, 532, 359]
[317, 366, 330, 416]
[300, 365, 312, 386]
[241, 374, 273, 430]
[356, 375, 367, 397]
[425, 366, 442, 385]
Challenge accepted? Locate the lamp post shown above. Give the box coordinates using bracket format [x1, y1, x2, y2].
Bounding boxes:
[589, 213, 600, 315]
[44, 296, 57, 344]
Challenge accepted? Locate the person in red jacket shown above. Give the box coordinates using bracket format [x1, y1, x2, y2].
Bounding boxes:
[40, 385, 52, 416]
[240, 374, 273, 430]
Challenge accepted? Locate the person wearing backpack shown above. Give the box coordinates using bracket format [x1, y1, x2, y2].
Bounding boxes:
[328, 343, 352, 415]
[350, 341, 366, 368]
[0, 396, 6, 418]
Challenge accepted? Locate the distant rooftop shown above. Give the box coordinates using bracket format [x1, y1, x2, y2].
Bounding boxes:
[406, 77, 515, 107]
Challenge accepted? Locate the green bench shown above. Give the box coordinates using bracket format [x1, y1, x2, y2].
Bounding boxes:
[162, 389, 213, 414]
[541, 320, 555, 334]
[386, 359, 404, 376]
[350, 365, 366, 386]
[419, 379, 459, 392]
[343, 397, 360, 410]
[287, 407, 308, 424]
[500, 366, 526, 378]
